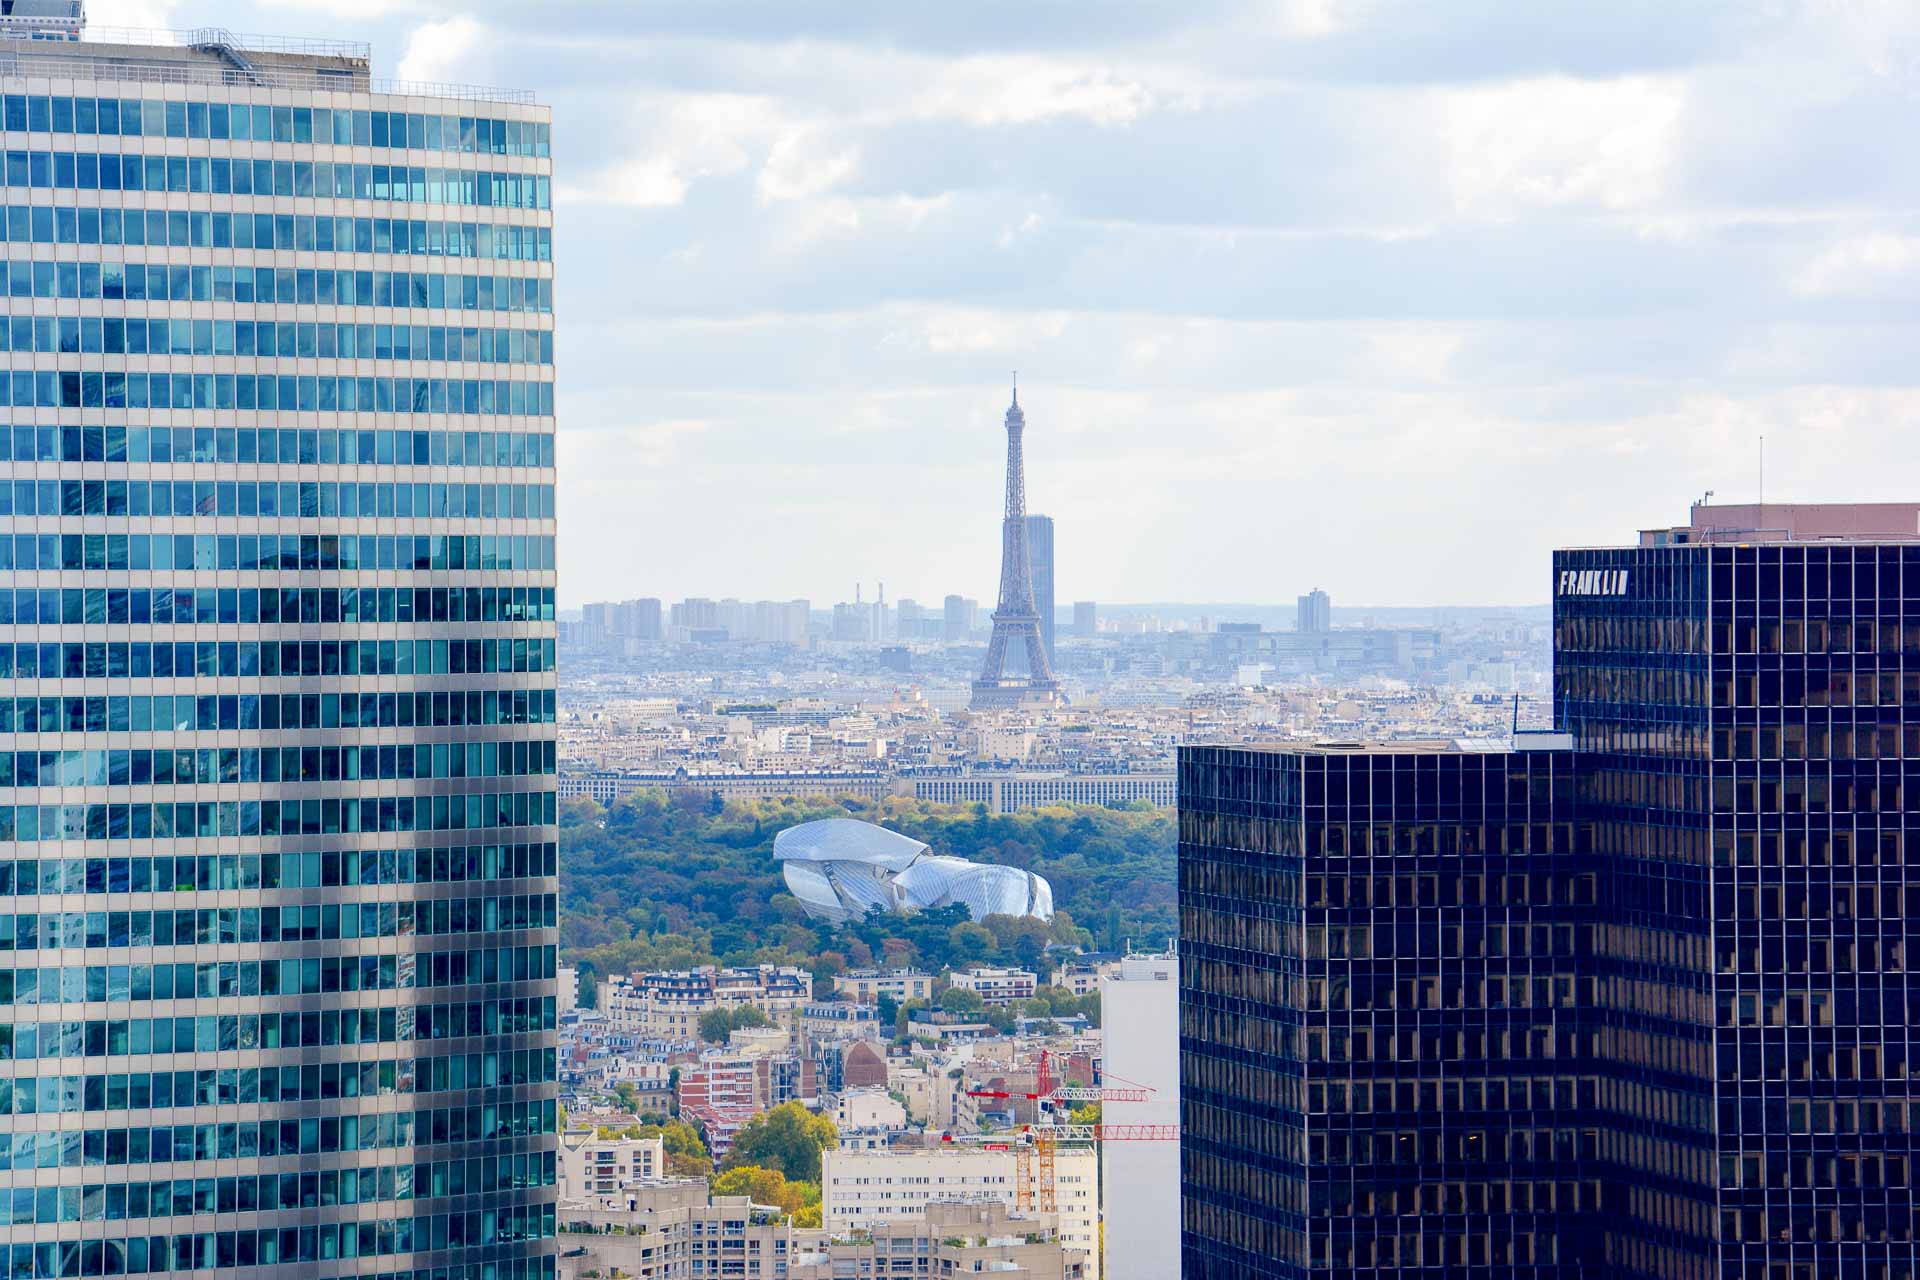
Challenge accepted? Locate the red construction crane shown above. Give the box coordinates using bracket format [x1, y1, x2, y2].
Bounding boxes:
[966, 1049, 1155, 1106]
[953, 1053, 1177, 1213]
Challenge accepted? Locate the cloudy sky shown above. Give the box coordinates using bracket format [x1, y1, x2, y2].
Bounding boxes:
[96, 0, 1920, 607]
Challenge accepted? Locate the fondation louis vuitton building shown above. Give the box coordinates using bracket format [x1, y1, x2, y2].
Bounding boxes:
[774, 818, 1054, 924]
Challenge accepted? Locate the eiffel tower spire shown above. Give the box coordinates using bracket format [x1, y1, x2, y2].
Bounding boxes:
[972, 380, 1060, 710]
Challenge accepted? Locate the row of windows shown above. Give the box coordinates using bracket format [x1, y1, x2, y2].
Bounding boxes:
[0, 899, 554, 954]
[0, 369, 554, 416]
[1, 204, 550, 260]
[4, 476, 553, 520]
[0, 1154, 555, 1226]
[0, 999, 554, 1070]
[20, 1057, 548, 1116]
[6, 259, 552, 311]
[8, 477, 552, 523]
[6, 424, 553, 467]
[0, 1211, 555, 1278]
[0, 843, 557, 898]
[0, 978, 553, 1062]
[2, 637, 555, 680]
[0, 889, 553, 947]
[4, 316, 554, 365]
[0, 741, 555, 789]
[0, 790, 556, 844]
[1, 96, 550, 158]
[0, 907, 554, 961]
[4, 1067, 554, 1128]
[4, 533, 553, 575]
[1, 951, 556, 1009]
[0, 690, 555, 735]
[0, 584, 556, 628]
[1, 150, 550, 210]
[5, 1066, 556, 1128]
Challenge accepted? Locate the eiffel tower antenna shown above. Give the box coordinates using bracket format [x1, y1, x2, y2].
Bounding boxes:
[972, 379, 1060, 710]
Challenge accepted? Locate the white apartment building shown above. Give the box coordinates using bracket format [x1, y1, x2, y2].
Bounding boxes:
[832, 968, 934, 1003]
[949, 966, 1038, 1006]
[1100, 951, 1180, 1280]
[558, 1129, 667, 1199]
[832, 1087, 907, 1132]
[821, 1144, 1100, 1280]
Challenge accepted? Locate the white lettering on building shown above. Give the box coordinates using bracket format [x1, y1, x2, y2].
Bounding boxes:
[1557, 569, 1630, 597]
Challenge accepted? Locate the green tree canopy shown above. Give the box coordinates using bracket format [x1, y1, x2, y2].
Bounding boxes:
[561, 795, 1174, 980]
[698, 1003, 773, 1044]
[709, 1164, 822, 1226]
[721, 1102, 838, 1182]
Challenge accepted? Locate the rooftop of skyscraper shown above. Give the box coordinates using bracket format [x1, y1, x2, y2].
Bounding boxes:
[0, 8, 535, 102]
[1638, 500, 1920, 546]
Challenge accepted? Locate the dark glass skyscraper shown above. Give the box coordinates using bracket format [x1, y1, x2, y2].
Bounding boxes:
[0, 22, 558, 1280]
[1181, 504, 1920, 1279]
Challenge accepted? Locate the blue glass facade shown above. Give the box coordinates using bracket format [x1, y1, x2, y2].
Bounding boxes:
[0, 34, 557, 1280]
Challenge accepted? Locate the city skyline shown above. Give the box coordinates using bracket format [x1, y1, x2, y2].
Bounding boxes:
[68, 0, 1920, 608]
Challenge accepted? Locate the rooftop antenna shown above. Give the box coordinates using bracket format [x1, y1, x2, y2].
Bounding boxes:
[1511, 692, 1521, 737]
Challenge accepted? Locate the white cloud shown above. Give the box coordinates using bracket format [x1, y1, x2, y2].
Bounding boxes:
[1792, 233, 1920, 298]
[257, 0, 422, 17]
[397, 14, 484, 86]
[909, 56, 1163, 127]
[81, 0, 180, 29]
[97, 0, 1894, 605]
[1439, 75, 1685, 219]
[757, 128, 860, 203]
[559, 95, 780, 208]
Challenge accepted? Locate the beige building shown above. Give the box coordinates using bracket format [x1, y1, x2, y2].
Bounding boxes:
[822, 1144, 1100, 1280]
[832, 1087, 908, 1132]
[791, 1201, 1087, 1279]
[948, 966, 1039, 1005]
[600, 964, 812, 1040]
[832, 968, 934, 1003]
[558, 1184, 812, 1280]
[887, 1061, 935, 1124]
[558, 1129, 667, 1199]
[1058, 958, 1122, 997]
[558, 1186, 1084, 1280]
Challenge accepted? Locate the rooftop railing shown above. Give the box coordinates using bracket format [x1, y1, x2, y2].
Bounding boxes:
[0, 21, 537, 104]
[0, 20, 370, 59]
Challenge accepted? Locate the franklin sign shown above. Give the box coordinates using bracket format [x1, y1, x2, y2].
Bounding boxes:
[1558, 569, 1630, 597]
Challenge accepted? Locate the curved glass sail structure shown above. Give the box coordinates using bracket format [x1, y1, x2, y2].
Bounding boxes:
[774, 819, 1054, 924]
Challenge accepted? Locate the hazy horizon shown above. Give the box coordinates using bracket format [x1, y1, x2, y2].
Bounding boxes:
[92, 0, 1920, 608]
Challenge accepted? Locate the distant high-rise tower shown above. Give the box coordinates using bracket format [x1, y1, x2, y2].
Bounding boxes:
[1297, 587, 1331, 633]
[1025, 514, 1056, 663]
[943, 594, 976, 642]
[1073, 600, 1098, 637]
[972, 384, 1059, 709]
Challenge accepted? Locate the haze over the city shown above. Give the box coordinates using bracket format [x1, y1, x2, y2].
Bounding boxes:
[96, 0, 1920, 607]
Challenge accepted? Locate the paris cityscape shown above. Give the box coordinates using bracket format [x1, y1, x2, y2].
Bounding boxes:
[0, 3, 1915, 1280]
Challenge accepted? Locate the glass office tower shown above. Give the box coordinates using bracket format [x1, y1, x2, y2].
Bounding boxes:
[1181, 742, 1593, 1278]
[1024, 514, 1054, 664]
[1182, 509, 1920, 1279]
[0, 19, 558, 1280]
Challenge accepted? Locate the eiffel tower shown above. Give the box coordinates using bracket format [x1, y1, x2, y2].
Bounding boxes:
[971, 381, 1061, 710]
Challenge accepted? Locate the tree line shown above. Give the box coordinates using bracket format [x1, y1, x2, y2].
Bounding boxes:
[560, 791, 1175, 997]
